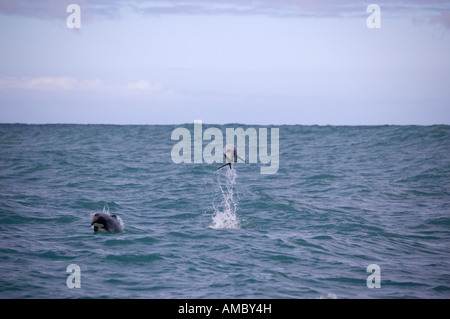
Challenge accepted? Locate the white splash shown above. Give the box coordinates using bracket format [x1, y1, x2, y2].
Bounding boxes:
[317, 293, 337, 299]
[210, 167, 240, 229]
[102, 204, 110, 215]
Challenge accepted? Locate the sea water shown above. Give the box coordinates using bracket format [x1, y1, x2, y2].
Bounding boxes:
[0, 124, 449, 298]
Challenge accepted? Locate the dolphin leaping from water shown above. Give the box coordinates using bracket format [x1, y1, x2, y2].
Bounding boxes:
[216, 144, 245, 171]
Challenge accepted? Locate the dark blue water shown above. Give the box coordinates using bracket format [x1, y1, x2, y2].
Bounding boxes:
[0, 124, 449, 298]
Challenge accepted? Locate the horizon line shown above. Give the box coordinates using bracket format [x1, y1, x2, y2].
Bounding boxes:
[1, 122, 449, 127]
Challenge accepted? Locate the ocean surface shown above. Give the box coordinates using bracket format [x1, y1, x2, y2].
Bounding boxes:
[0, 124, 449, 299]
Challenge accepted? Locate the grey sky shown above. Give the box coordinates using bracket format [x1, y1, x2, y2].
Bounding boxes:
[0, 0, 449, 124]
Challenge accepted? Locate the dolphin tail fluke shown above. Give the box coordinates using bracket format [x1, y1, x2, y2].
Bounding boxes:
[216, 162, 232, 171]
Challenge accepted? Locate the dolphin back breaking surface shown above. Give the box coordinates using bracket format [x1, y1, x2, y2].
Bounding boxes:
[91, 211, 125, 233]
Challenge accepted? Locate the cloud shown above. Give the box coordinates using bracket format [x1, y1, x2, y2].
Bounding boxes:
[0, 76, 79, 90]
[78, 78, 105, 90]
[1, 0, 449, 19]
[0, 0, 121, 21]
[127, 79, 160, 90]
[127, 79, 175, 96]
[1, 1, 449, 30]
[0, 0, 78, 20]
[0, 76, 174, 96]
